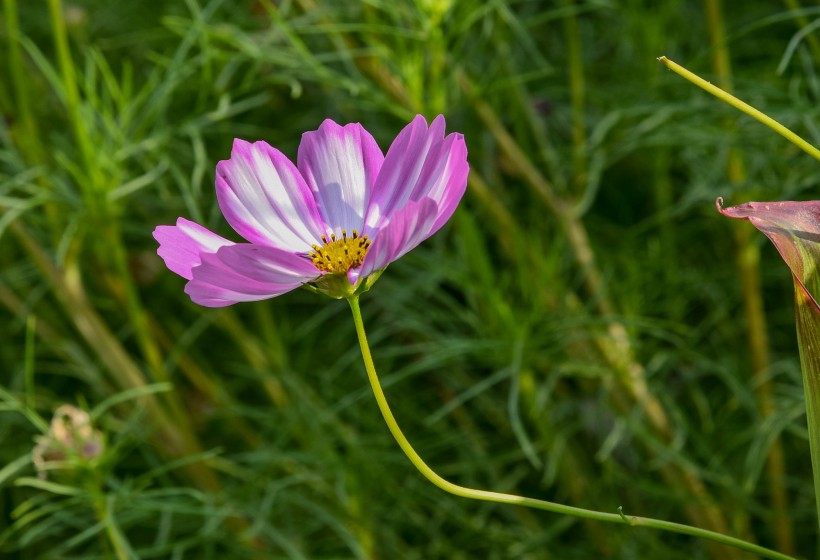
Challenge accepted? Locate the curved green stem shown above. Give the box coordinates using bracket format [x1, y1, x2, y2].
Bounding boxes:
[347, 296, 796, 560]
[658, 56, 820, 161]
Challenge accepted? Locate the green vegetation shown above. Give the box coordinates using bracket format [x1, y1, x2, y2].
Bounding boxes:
[1, 0, 819, 558]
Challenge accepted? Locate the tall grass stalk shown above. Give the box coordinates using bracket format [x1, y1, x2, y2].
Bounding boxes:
[562, 0, 587, 194]
[703, 0, 792, 551]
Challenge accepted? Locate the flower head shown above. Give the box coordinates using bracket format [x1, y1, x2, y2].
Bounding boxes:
[154, 115, 469, 305]
[32, 405, 104, 479]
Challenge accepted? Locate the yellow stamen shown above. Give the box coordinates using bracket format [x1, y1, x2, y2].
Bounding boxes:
[309, 229, 371, 274]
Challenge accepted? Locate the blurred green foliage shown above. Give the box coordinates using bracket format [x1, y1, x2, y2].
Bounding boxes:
[1, 0, 819, 558]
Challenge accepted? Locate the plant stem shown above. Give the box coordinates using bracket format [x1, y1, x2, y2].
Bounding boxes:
[5, 0, 40, 159]
[562, 0, 587, 194]
[47, 0, 104, 202]
[346, 296, 797, 560]
[89, 477, 130, 560]
[4, 0, 62, 239]
[48, 0, 207, 471]
[658, 56, 820, 161]
[703, 0, 791, 549]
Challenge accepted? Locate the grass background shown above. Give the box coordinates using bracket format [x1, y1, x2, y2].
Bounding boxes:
[1, 0, 819, 558]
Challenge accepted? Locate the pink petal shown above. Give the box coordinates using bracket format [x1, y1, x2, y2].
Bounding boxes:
[216, 139, 327, 252]
[717, 197, 820, 311]
[185, 244, 320, 307]
[356, 198, 439, 280]
[153, 218, 234, 280]
[298, 120, 384, 235]
[416, 133, 469, 233]
[364, 115, 447, 232]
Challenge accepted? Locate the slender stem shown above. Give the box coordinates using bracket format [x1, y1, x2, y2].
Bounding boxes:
[562, 0, 587, 193]
[4, 0, 62, 238]
[89, 477, 130, 560]
[347, 296, 796, 560]
[48, 0, 105, 202]
[49, 0, 204, 470]
[703, 0, 791, 550]
[658, 56, 820, 161]
[5, 0, 40, 158]
[24, 316, 36, 411]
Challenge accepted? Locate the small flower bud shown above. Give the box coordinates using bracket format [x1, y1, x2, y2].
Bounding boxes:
[32, 405, 104, 479]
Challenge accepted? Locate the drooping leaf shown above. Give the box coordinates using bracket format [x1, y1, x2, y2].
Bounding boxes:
[717, 197, 820, 312]
[793, 278, 820, 520]
[718, 196, 820, 531]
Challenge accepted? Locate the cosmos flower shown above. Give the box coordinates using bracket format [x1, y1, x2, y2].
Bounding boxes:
[154, 115, 469, 306]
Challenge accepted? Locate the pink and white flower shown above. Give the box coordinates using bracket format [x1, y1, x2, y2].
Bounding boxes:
[153, 115, 469, 306]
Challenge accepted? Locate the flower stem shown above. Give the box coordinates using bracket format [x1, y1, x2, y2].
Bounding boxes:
[89, 477, 130, 560]
[347, 295, 797, 560]
[658, 56, 820, 161]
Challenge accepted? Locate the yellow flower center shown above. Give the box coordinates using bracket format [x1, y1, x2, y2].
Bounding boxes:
[309, 229, 371, 274]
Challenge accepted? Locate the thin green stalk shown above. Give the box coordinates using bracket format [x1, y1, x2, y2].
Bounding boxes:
[89, 477, 130, 560]
[101, 224, 176, 395]
[24, 316, 36, 411]
[346, 296, 796, 560]
[703, 0, 790, 549]
[4, 0, 61, 238]
[49, 0, 169, 397]
[562, 0, 587, 193]
[48, 0, 201, 460]
[658, 56, 820, 160]
[5, 0, 41, 160]
[47, 0, 105, 202]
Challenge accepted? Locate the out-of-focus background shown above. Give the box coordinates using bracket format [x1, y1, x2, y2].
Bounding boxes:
[1, 0, 819, 558]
